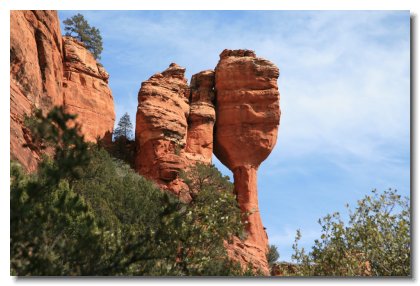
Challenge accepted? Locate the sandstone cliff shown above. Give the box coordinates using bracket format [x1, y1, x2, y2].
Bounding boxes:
[10, 11, 115, 171]
[10, 11, 64, 171]
[134, 50, 280, 274]
[62, 36, 115, 143]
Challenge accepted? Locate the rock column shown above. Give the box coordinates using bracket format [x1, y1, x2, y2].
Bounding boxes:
[135, 63, 191, 200]
[214, 49, 281, 274]
[184, 70, 216, 165]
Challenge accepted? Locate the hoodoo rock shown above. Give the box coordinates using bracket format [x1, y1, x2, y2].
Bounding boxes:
[214, 49, 281, 274]
[10, 11, 64, 171]
[135, 63, 191, 201]
[134, 50, 280, 274]
[62, 36, 115, 143]
[184, 70, 216, 165]
[10, 11, 115, 171]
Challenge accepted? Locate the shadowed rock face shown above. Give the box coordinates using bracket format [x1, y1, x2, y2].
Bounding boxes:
[10, 11, 115, 171]
[184, 70, 216, 165]
[214, 49, 281, 274]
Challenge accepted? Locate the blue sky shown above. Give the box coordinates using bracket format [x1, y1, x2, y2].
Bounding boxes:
[58, 10, 410, 261]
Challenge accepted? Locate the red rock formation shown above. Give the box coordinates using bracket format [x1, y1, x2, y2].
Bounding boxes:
[135, 63, 191, 201]
[62, 36, 115, 143]
[184, 70, 216, 165]
[214, 49, 281, 275]
[10, 11, 115, 171]
[10, 10, 64, 171]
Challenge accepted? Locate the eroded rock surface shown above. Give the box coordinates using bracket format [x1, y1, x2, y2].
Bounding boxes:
[10, 10, 64, 171]
[62, 36, 115, 143]
[134, 50, 280, 274]
[135, 63, 191, 200]
[214, 49, 281, 275]
[10, 11, 115, 171]
[184, 70, 216, 165]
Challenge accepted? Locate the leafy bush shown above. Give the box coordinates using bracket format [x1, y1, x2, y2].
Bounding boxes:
[291, 189, 410, 276]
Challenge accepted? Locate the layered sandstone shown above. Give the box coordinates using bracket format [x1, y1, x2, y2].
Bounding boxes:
[214, 49, 281, 275]
[134, 50, 280, 274]
[135, 63, 191, 201]
[184, 70, 216, 165]
[10, 11, 64, 171]
[62, 36, 115, 143]
[10, 11, 115, 171]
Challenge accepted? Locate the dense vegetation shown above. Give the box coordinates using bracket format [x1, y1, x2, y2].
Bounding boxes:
[11, 107, 247, 276]
[285, 189, 410, 276]
[63, 13, 103, 60]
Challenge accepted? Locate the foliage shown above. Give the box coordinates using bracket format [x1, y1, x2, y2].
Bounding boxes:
[11, 108, 107, 275]
[291, 189, 410, 276]
[267, 244, 280, 267]
[11, 108, 248, 276]
[177, 163, 245, 275]
[180, 163, 233, 199]
[24, 107, 89, 183]
[63, 13, 103, 60]
[113, 112, 133, 140]
[109, 113, 135, 165]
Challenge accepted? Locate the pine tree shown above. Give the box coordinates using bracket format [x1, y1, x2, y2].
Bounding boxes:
[113, 112, 133, 140]
[63, 13, 103, 60]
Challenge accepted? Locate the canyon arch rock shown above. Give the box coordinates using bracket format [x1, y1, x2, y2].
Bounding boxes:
[214, 49, 281, 274]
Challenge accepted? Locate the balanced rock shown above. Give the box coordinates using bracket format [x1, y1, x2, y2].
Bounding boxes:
[214, 49, 281, 274]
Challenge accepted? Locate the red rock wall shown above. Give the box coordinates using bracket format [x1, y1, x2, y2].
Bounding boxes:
[10, 11, 64, 171]
[10, 11, 115, 171]
[62, 36, 115, 143]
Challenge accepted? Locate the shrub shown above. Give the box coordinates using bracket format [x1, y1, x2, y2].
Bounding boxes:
[291, 189, 410, 276]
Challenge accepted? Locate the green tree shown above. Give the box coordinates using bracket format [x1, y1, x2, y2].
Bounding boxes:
[267, 244, 280, 267]
[113, 112, 133, 140]
[11, 107, 111, 275]
[63, 13, 103, 60]
[291, 189, 410, 276]
[110, 112, 135, 166]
